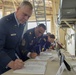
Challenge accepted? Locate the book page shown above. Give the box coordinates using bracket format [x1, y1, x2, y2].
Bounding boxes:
[14, 61, 47, 74]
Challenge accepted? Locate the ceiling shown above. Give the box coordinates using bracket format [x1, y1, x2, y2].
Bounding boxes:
[0, 0, 60, 34]
[0, 0, 52, 15]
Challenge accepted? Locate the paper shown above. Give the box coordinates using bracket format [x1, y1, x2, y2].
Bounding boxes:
[25, 61, 47, 66]
[14, 61, 47, 74]
[14, 65, 45, 74]
[56, 62, 66, 75]
[33, 51, 53, 60]
[35, 55, 51, 60]
[69, 61, 76, 67]
[40, 52, 53, 56]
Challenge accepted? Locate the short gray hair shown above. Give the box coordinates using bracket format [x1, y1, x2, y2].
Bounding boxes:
[19, 1, 33, 10]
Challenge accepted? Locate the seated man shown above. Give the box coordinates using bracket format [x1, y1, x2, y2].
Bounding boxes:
[19, 23, 46, 61]
[35, 34, 55, 54]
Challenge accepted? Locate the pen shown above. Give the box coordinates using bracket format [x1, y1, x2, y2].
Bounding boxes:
[15, 53, 20, 59]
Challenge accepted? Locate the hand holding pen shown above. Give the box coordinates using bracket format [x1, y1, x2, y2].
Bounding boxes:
[7, 54, 24, 70]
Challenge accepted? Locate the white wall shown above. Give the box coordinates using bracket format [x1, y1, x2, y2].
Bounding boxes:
[66, 28, 75, 55]
[0, 9, 2, 19]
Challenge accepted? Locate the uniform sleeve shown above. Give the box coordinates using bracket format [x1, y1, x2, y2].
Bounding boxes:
[32, 44, 41, 55]
[19, 32, 30, 61]
[45, 42, 51, 49]
[21, 32, 29, 52]
[0, 20, 12, 68]
[38, 37, 47, 51]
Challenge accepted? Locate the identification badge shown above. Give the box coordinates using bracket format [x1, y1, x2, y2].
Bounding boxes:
[11, 33, 16, 36]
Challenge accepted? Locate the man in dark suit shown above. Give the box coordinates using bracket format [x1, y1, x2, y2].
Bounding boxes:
[19, 24, 46, 61]
[0, 1, 33, 74]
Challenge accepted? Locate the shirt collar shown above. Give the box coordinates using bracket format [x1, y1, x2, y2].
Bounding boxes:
[14, 12, 26, 27]
[14, 12, 19, 26]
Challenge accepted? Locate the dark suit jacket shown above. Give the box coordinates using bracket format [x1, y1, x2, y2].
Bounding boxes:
[38, 35, 51, 51]
[19, 28, 42, 61]
[0, 13, 24, 74]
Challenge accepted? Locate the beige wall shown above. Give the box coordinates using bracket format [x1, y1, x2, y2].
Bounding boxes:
[59, 28, 66, 45]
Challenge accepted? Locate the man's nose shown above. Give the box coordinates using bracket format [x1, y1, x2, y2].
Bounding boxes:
[24, 16, 29, 20]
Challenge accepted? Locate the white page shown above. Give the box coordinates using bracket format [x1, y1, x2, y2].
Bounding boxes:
[14, 61, 47, 74]
[34, 51, 53, 60]
[25, 61, 47, 66]
[40, 52, 53, 56]
[35, 55, 51, 60]
[14, 65, 46, 74]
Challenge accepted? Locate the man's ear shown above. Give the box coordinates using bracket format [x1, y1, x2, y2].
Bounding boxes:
[16, 7, 20, 12]
[17, 7, 19, 10]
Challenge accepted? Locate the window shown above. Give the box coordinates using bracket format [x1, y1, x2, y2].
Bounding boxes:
[0, 9, 2, 19]
[27, 21, 51, 33]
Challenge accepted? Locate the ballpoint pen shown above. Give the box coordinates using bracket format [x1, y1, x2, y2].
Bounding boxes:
[15, 53, 20, 59]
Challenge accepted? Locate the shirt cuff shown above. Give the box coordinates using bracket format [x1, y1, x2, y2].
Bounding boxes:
[27, 52, 31, 58]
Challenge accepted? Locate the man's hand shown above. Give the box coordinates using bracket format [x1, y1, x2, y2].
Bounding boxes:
[7, 59, 24, 70]
[30, 52, 37, 58]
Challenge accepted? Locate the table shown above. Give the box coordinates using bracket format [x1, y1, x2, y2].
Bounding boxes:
[2, 50, 76, 75]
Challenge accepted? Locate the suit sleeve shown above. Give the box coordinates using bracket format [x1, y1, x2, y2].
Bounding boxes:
[0, 20, 12, 68]
[38, 37, 46, 51]
[19, 32, 30, 61]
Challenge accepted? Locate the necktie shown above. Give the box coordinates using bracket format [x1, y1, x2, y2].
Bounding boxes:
[19, 24, 24, 39]
[15, 24, 24, 57]
[19, 24, 24, 29]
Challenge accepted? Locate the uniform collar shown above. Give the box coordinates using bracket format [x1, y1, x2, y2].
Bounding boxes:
[14, 12, 26, 26]
[14, 12, 19, 26]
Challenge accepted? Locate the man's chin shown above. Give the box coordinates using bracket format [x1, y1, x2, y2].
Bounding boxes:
[21, 22, 26, 24]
